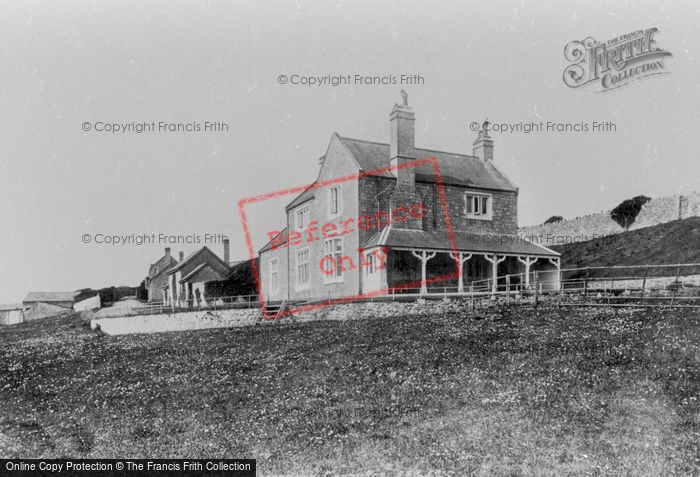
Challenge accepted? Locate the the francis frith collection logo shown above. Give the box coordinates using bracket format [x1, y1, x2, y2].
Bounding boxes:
[563, 28, 672, 92]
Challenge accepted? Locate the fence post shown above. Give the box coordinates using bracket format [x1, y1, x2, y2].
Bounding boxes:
[608, 266, 617, 305]
[671, 263, 682, 306]
[505, 275, 511, 305]
[584, 267, 589, 295]
[641, 265, 649, 297]
[533, 271, 539, 307]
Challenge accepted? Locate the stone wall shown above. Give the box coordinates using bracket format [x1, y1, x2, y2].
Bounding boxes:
[91, 299, 472, 335]
[519, 193, 700, 246]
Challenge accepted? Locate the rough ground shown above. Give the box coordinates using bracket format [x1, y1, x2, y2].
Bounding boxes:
[0, 306, 698, 476]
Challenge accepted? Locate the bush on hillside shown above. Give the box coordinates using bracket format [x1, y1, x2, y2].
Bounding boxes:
[544, 215, 564, 225]
[610, 195, 651, 230]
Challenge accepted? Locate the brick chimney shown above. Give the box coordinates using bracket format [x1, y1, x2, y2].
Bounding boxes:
[223, 238, 230, 265]
[473, 120, 494, 162]
[178, 251, 184, 262]
[164, 247, 171, 258]
[389, 90, 423, 230]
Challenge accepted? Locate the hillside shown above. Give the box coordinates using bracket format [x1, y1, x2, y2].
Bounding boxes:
[552, 217, 700, 272]
[1, 307, 698, 474]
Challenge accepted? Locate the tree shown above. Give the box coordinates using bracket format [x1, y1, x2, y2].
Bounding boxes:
[610, 195, 651, 230]
[205, 258, 259, 298]
[544, 215, 563, 225]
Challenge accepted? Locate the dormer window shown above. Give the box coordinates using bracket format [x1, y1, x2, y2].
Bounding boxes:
[464, 192, 492, 220]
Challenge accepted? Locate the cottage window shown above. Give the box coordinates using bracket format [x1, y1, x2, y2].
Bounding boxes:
[296, 248, 310, 289]
[328, 185, 342, 217]
[296, 206, 310, 230]
[269, 258, 279, 293]
[465, 192, 492, 220]
[323, 238, 343, 282]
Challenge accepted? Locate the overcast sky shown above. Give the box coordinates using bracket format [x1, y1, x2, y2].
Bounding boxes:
[0, 0, 698, 303]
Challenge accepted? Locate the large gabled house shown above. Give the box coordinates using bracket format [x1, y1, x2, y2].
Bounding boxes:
[259, 93, 559, 303]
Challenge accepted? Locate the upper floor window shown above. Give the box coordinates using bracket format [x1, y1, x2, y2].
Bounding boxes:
[296, 206, 310, 230]
[465, 192, 492, 220]
[328, 185, 342, 217]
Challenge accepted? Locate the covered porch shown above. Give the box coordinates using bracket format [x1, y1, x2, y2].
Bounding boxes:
[362, 227, 560, 297]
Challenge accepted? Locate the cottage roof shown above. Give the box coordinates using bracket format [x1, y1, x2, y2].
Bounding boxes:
[0, 303, 29, 311]
[179, 263, 229, 283]
[23, 291, 77, 303]
[165, 246, 230, 276]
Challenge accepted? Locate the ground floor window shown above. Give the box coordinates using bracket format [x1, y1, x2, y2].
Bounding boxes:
[323, 238, 343, 282]
[269, 258, 279, 293]
[365, 252, 376, 275]
[296, 248, 310, 289]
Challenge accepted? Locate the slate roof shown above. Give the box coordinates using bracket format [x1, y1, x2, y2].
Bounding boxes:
[259, 227, 288, 254]
[179, 263, 228, 283]
[363, 226, 558, 257]
[339, 136, 518, 191]
[166, 246, 229, 275]
[23, 292, 78, 303]
[284, 134, 518, 212]
[0, 304, 29, 311]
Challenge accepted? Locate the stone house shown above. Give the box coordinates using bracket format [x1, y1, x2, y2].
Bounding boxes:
[259, 93, 559, 303]
[145, 247, 179, 302]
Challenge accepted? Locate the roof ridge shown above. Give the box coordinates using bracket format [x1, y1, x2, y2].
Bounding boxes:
[339, 135, 479, 160]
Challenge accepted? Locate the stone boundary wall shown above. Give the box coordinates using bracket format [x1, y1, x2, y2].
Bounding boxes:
[91, 300, 464, 335]
[519, 193, 700, 246]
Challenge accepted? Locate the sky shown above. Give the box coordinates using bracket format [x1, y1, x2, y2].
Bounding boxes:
[0, 0, 699, 303]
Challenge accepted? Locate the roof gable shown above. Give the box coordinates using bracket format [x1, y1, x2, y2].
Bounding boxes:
[167, 246, 229, 276]
[149, 254, 178, 278]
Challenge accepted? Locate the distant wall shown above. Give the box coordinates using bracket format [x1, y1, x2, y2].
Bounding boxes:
[519, 193, 700, 246]
[74, 295, 101, 312]
[24, 303, 72, 322]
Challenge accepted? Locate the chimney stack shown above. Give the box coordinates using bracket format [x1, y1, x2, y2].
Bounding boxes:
[179, 251, 184, 262]
[473, 120, 494, 162]
[165, 247, 171, 258]
[390, 89, 416, 186]
[389, 90, 423, 230]
[223, 238, 230, 265]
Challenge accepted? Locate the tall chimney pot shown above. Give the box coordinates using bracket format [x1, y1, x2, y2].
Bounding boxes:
[223, 238, 230, 265]
[473, 120, 494, 162]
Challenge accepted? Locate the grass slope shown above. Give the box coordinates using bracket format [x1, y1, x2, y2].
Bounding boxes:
[552, 217, 700, 272]
[1, 308, 699, 475]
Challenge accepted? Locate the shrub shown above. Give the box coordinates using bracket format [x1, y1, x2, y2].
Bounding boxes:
[610, 195, 651, 230]
[544, 215, 563, 225]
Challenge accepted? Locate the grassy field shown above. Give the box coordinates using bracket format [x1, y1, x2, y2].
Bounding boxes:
[1, 306, 698, 476]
